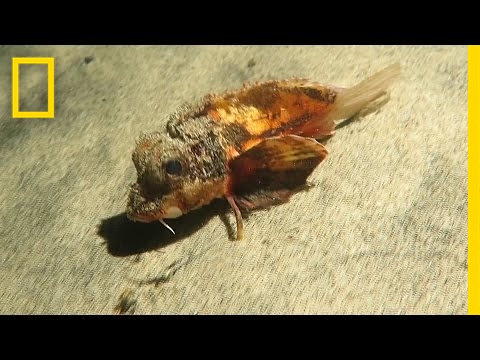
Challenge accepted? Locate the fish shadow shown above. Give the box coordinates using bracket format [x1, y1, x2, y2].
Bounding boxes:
[97, 199, 233, 257]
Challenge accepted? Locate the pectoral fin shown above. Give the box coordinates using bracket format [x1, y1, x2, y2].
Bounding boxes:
[227, 135, 328, 210]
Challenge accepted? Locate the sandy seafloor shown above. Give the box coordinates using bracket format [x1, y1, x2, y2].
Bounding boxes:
[0, 45, 467, 314]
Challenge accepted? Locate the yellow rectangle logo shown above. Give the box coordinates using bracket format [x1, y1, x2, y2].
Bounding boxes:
[468, 45, 480, 315]
[12, 57, 54, 118]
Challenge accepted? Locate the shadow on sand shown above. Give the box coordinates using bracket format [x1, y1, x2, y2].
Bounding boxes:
[97, 199, 234, 257]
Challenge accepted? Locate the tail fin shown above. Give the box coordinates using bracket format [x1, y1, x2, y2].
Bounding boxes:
[326, 63, 401, 123]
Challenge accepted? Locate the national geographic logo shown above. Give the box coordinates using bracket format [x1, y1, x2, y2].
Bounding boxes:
[12, 57, 54, 118]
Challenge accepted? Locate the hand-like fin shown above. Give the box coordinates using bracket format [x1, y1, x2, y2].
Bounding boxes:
[227, 135, 328, 210]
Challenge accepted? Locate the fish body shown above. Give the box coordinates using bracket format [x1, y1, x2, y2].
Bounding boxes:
[126, 64, 401, 239]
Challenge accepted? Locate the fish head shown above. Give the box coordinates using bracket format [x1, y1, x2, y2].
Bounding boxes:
[126, 129, 226, 223]
[126, 131, 190, 223]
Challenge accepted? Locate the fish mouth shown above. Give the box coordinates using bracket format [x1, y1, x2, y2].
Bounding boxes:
[126, 183, 184, 222]
[126, 211, 161, 223]
[126, 183, 165, 223]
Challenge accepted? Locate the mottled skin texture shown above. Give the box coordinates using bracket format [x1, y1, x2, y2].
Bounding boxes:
[126, 79, 338, 232]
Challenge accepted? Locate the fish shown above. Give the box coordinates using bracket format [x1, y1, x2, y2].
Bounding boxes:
[126, 63, 401, 240]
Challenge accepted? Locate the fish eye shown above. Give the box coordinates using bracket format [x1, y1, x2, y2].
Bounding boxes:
[165, 159, 183, 176]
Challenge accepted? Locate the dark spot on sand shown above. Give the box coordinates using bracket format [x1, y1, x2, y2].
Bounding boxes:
[247, 58, 256, 68]
[84, 56, 94, 65]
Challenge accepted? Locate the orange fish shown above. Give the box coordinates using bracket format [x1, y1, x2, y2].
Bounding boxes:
[126, 64, 401, 240]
